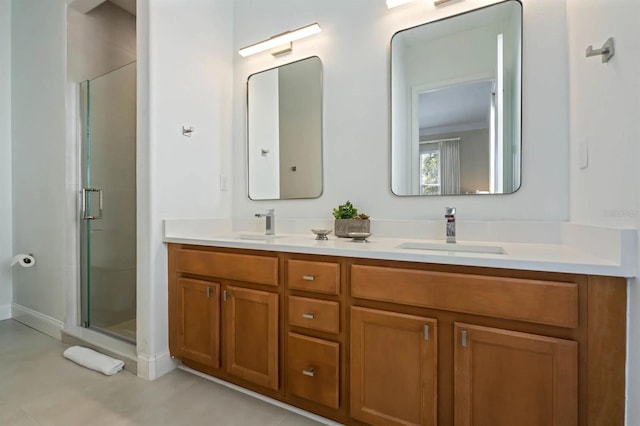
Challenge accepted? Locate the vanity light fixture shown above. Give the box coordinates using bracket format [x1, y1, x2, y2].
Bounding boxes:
[386, 0, 417, 8]
[238, 23, 321, 57]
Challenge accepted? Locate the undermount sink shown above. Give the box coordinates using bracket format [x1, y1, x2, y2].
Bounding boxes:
[396, 242, 506, 255]
[233, 234, 286, 241]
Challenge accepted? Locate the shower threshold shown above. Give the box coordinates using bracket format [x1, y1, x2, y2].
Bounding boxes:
[91, 319, 136, 345]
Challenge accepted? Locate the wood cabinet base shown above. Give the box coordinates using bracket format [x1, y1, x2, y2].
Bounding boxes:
[168, 244, 627, 426]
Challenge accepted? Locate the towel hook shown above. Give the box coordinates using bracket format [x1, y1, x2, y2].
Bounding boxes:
[586, 37, 615, 63]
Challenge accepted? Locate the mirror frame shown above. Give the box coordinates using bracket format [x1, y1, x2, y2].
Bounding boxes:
[389, 0, 523, 197]
[246, 55, 324, 201]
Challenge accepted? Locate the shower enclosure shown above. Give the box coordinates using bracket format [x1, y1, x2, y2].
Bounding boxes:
[79, 62, 137, 343]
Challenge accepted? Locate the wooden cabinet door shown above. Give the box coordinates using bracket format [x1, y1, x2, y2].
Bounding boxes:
[454, 323, 578, 426]
[175, 278, 220, 368]
[350, 307, 437, 426]
[287, 333, 340, 409]
[225, 286, 279, 390]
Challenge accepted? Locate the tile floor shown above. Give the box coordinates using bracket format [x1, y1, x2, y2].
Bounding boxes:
[0, 319, 323, 426]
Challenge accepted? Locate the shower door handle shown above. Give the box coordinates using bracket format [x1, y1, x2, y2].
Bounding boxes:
[81, 188, 103, 220]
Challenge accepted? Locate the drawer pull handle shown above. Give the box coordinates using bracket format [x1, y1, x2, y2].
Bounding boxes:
[302, 275, 315, 281]
[302, 368, 315, 377]
[302, 313, 315, 320]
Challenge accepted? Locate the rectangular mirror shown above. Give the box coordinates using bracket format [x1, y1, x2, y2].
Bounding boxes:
[247, 56, 323, 200]
[391, 0, 522, 196]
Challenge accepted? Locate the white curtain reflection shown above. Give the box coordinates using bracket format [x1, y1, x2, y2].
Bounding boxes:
[440, 138, 460, 195]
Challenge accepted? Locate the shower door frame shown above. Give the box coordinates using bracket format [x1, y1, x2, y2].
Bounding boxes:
[78, 62, 137, 344]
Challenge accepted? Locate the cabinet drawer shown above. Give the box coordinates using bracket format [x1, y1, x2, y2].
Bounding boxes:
[287, 333, 339, 409]
[288, 260, 340, 295]
[176, 249, 278, 286]
[288, 296, 340, 334]
[351, 265, 578, 328]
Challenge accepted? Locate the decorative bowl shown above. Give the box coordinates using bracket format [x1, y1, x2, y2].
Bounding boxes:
[311, 229, 332, 240]
[348, 232, 371, 243]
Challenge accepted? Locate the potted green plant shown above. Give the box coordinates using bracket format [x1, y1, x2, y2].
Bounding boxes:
[332, 201, 370, 237]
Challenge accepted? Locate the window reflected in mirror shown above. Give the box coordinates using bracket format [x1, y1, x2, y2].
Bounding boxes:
[391, 0, 522, 196]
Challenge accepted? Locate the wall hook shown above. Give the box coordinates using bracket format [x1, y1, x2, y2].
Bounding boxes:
[182, 126, 194, 137]
[586, 37, 615, 63]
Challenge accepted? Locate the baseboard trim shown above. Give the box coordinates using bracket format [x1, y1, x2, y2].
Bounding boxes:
[137, 351, 177, 380]
[178, 365, 341, 426]
[0, 304, 11, 320]
[11, 303, 64, 340]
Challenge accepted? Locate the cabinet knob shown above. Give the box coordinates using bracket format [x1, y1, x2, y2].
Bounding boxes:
[302, 275, 315, 281]
[302, 313, 315, 320]
[302, 368, 315, 377]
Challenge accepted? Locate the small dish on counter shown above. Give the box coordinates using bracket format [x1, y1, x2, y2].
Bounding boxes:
[348, 232, 371, 243]
[311, 229, 332, 240]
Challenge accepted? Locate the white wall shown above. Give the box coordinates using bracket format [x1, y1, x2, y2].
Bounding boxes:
[391, 36, 409, 195]
[138, 0, 234, 379]
[0, 0, 12, 320]
[248, 69, 280, 200]
[232, 0, 569, 222]
[566, 1, 640, 424]
[404, 24, 499, 90]
[11, 0, 69, 334]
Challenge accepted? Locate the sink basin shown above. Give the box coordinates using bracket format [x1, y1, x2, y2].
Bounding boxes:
[397, 242, 506, 255]
[233, 234, 286, 241]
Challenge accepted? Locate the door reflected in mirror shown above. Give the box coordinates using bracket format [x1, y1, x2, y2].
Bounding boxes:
[391, 0, 522, 196]
[247, 56, 323, 200]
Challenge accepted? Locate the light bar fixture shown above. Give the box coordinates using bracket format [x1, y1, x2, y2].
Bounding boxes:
[386, 0, 417, 8]
[238, 23, 321, 58]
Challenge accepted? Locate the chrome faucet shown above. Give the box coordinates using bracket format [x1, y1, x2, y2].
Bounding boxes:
[255, 209, 275, 235]
[445, 207, 456, 243]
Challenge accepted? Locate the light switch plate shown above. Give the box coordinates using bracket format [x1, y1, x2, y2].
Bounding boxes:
[220, 175, 228, 191]
[579, 141, 589, 169]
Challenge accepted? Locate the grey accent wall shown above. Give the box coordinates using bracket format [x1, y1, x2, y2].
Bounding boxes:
[423, 129, 491, 194]
[278, 58, 322, 199]
[0, 0, 12, 318]
[12, 0, 69, 325]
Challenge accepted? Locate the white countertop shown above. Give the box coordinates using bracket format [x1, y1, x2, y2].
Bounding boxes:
[163, 219, 637, 278]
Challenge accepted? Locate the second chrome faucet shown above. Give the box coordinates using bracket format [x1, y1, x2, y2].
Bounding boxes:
[255, 208, 275, 235]
[445, 207, 456, 243]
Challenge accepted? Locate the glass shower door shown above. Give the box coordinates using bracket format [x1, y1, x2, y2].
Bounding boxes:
[79, 62, 137, 343]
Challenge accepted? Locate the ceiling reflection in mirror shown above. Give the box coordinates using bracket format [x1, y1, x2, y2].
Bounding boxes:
[247, 56, 323, 200]
[390, 0, 522, 196]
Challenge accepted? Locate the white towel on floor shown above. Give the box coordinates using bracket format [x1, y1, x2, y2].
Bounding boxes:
[63, 346, 125, 376]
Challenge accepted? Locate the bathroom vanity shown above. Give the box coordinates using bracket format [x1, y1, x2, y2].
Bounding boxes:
[166, 233, 629, 426]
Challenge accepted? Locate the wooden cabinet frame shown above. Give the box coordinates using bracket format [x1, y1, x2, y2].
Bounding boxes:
[168, 244, 284, 397]
[454, 323, 578, 426]
[225, 286, 279, 390]
[175, 278, 220, 368]
[168, 244, 627, 426]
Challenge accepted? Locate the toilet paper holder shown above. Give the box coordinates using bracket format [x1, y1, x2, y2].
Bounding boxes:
[11, 253, 36, 268]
